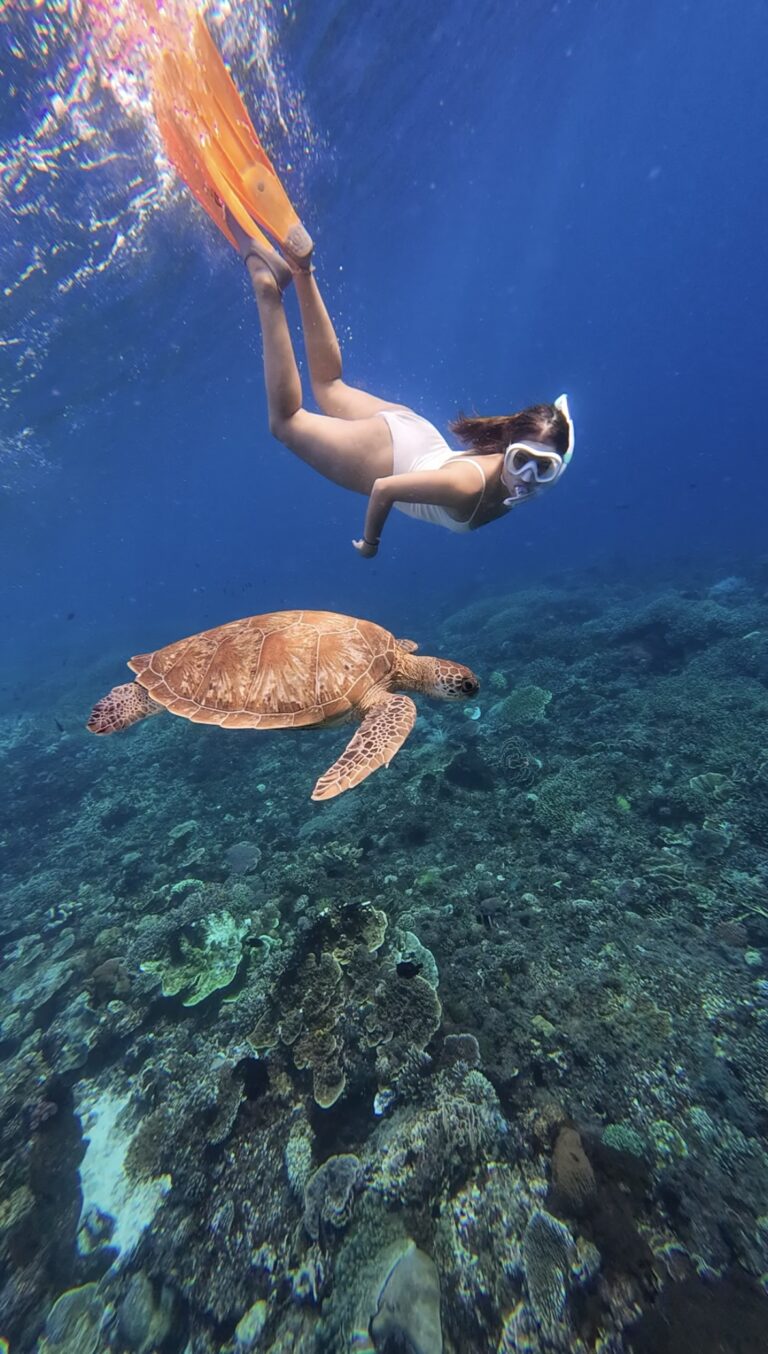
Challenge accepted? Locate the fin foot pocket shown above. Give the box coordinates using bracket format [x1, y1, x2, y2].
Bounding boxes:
[285, 222, 314, 263]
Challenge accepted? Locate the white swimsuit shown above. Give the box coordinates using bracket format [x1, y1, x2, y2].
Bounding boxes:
[376, 409, 486, 533]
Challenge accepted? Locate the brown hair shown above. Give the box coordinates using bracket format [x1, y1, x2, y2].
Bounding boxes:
[450, 402, 569, 457]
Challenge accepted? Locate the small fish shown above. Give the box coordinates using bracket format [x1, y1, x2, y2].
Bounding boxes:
[54, 718, 65, 733]
[66, 611, 75, 621]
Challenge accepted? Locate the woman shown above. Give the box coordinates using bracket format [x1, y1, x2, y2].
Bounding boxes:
[151, 14, 575, 556]
[231, 211, 575, 558]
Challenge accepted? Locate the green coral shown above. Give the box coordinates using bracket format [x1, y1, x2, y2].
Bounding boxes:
[602, 1123, 647, 1158]
[650, 1119, 688, 1162]
[493, 685, 553, 725]
[141, 909, 251, 1007]
[533, 756, 615, 833]
[414, 868, 442, 894]
[168, 877, 205, 899]
[533, 766, 582, 831]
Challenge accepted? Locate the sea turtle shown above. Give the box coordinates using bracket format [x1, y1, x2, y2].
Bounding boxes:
[87, 610, 480, 801]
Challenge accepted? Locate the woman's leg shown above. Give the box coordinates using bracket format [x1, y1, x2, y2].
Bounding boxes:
[248, 263, 393, 494]
[294, 270, 408, 420]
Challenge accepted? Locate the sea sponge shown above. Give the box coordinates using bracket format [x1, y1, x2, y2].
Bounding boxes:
[370, 1240, 443, 1354]
[551, 1126, 595, 1213]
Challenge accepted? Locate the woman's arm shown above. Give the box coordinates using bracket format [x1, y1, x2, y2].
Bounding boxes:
[353, 465, 482, 556]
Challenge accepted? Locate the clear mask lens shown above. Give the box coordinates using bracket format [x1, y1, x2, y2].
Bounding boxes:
[511, 449, 558, 480]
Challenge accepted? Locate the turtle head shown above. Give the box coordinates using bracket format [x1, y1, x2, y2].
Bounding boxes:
[425, 659, 480, 701]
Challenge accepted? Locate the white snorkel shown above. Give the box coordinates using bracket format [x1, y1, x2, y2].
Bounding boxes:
[501, 393, 575, 508]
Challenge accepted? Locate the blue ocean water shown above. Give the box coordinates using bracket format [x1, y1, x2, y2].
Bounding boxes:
[3, 0, 767, 671]
[2, 1, 768, 1350]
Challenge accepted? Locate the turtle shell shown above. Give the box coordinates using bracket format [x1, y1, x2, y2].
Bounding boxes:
[127, 610, 399, 730]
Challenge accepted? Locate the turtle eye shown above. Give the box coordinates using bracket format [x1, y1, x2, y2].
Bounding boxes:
[461, 677, 476, 694]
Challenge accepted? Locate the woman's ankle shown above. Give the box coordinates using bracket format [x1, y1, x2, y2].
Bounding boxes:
[248, 264, 282, 301]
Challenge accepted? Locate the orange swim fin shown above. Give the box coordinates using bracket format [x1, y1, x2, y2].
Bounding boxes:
[150, 13, 313, 263]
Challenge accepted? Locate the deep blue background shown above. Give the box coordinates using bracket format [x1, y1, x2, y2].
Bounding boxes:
[2, 0, 767, 693]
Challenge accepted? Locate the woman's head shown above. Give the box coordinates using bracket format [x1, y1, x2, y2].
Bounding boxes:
[451, 397, 575, 508]
[450, 401, 570, 457]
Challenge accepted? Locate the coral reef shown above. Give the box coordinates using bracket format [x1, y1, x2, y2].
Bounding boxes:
[249, 904, 441, 1108]
[303, 1154, 362, 1243]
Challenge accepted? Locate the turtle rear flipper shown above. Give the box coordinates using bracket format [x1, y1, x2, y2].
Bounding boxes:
[87, 682, 163, 735]
[311, 695, 417, 801]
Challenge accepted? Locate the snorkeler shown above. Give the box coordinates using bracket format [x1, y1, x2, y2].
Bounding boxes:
[151, 15, 575, 557]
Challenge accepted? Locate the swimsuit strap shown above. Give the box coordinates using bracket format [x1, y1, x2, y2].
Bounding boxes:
[447, 455, 487, 526]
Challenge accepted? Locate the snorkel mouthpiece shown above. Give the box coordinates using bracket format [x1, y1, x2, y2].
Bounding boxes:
[501, 393, 575, 509]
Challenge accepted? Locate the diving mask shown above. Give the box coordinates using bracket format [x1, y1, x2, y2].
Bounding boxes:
[501, 393, 575, 507]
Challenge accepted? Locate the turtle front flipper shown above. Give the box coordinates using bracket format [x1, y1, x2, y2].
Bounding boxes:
[87, 682, 164, 735]
[311, 694, 417, 801]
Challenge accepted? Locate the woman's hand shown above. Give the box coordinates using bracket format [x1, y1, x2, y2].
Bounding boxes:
[352, 537, 379, 559]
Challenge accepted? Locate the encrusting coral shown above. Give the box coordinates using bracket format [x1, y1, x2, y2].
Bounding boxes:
[140, 908, 252, 1006]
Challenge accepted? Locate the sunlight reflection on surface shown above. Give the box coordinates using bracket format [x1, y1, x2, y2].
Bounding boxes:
[0, 0, 316, 445]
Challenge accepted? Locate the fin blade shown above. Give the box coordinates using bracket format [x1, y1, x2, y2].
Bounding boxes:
[149, 12, 312, 256]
